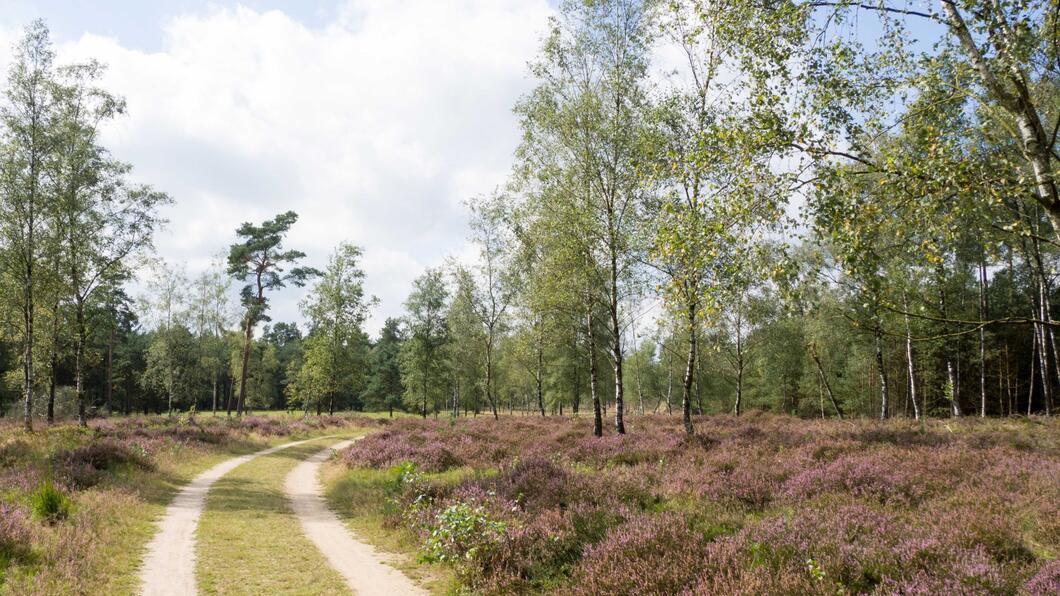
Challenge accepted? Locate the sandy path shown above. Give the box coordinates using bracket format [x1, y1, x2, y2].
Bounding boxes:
[286, 440, 427, 595]
[139, 437, 329, 596]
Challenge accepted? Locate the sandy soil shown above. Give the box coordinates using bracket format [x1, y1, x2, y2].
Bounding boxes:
[138, 437, 324, 596]
[285, 440, 427, 595]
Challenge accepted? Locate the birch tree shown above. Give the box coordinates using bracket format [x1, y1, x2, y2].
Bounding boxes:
[516, 0, 654, 434]
[0, 21, 57, 431]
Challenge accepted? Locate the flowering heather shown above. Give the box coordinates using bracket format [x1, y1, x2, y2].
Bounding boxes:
[1025, 560, 1060, 595]
[340, 414, 1060, 594]
[343, 427, 461, 472]
[571, 513, 710, 595]
[0, 503, 32, 562]
[53, 439, 154, 488]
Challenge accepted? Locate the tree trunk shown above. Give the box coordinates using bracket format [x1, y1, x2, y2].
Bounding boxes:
[875, 327, 889, 420]
[695, 357, 704, 415]
[940, 1, 1060, 242]
[106, 328, 114, 415]
[486, 333, 499, 419]
[75, 303, 88, 427]
[237, 312, 254, 417]
[1036, 317, 1052, 415]
[733, 301, 744, 416]
[609, 297, 625, 435]
[226, 376, 234, 416]
[734, 353, 744, 417]
[665, 345, 673, 416]
[1035, 273, 1056, 417]
[47, 299, 60, 424]
[571, 345, 581, 415]
[536, 344, 545, 417]
[453, 379, 460, 418]
[588, 309, 602, 437]
[610, 243, 623, 434]
[937, 261, 962, 416]
[1029, 332, 1038, 415]
[1004, 344, 1013, 416]
[978, 256, 988, 417]
[903, 306, 920, 420]
[48, 352, 56, 424]
[810, 343, 843, 419]
[681, 306, 696, 435]
[421, 374, 428, 418]
[22, 280, 34, 432]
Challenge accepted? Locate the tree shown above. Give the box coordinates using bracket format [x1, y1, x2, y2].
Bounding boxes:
[142, 322, 198, 413]
[447, 264, 487, 416]
[0, 21, 57, 431]
[515, 0, 654, 434]
[262, 322, 302, 410]
[466, 193, 516, 419]
[934, 1, 1060, 239]
[48, 60, 168, 426]
[400, 268, 449, 418]
[229, 333, 281, 412]
[140, 262, 191, 414]
[97, 284, 137, 415]
[226, 211, 316, 416]
[296, 243, 374, 414]
[191, 266, 232, 414]
[364, 318, 405, 416]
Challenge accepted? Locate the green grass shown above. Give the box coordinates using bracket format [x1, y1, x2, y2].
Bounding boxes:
[320, 462, 463, 595]
[196, 437, 360, 595]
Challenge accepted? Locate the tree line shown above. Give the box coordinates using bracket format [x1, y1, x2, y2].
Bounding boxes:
[387, 0, 1060, 436]
[3, 0, 1060, 437]
[0, 23, 376, 429]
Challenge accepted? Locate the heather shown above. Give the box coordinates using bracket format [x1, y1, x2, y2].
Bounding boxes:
[340, 414, 1060, 594]
[0, 413, 377, 594]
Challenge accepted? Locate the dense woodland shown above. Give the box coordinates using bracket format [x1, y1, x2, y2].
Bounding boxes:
[2, 0, 1059, 436]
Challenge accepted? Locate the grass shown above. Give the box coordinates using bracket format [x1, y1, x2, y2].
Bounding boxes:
[1, 426, 239, 594]
[0, 414, 376, 594]
[196, 436, 361, 595]
[320, 462, 460, 595]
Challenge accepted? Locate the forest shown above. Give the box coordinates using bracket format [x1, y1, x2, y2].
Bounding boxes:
[2, 0, 1058, 433]
[0, 0, 1058, 594]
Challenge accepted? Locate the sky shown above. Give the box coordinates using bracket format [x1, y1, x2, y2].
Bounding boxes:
[0, 0, 557, 336]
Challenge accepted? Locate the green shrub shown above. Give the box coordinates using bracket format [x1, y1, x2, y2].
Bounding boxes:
[30, 482, 71, 523]
[383, 461, 424, 519]
[421, 501, 506, 564]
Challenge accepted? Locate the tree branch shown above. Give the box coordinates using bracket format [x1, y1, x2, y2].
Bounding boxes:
[807, 2, 942, 23]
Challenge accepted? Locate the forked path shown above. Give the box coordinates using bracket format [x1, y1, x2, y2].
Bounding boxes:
[285, 440, 427, 595]
[138, 437, 327, 596]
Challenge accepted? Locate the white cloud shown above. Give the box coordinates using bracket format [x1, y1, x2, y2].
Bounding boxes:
[36, 0, 554, 336]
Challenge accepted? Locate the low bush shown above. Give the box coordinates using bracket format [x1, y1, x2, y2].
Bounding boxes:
[341, 414, 1060, 594]
[53, 439, 154, 488]
[570, 513, 710, 595]
[0, 503, 33, 564]
[1025, 560, 1060, 595]
[420, 501, 506, 565]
